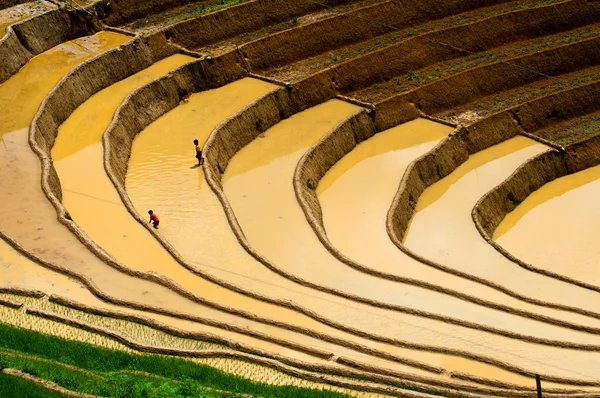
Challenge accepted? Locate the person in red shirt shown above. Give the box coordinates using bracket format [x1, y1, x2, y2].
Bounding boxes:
[148, 210, 159, 229]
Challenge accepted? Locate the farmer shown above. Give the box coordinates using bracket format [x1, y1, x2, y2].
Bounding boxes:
[194, 139, 203, 165]
[148, 210, 159, 229]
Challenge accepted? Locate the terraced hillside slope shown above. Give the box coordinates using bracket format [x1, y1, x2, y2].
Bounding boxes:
[2, 0, 600, 396]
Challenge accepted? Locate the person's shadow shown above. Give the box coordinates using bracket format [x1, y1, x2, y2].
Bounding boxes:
[190, 164, 201, 169]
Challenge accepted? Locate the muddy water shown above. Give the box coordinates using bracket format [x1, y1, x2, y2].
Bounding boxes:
[125, 81, 498, 381]
[124, 94, 563, 385]
[53, 54, 195, 161]
[495, 164, 600, 286]
[404, 137, 600, 328]
[0, 1, 53, 35]
[52, 69, 368, 364]
[0, 32, 360, 372]
[0, 238, 331, 365]
[54, 74, 447, 378]
[316, 120, 600, 327]
[224, 101, 598, 364]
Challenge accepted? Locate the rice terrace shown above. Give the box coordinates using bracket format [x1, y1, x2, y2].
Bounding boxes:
[1, 0, 600, 396]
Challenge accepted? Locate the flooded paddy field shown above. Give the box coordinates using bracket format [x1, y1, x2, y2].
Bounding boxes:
[2, 0, 600, 394]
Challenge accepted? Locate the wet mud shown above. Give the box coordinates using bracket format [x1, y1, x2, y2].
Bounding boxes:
[495, 164, 600, 286]
[0, 33, 363, 375]
[0, 0, 52, 35]
[401, 134, 600, 320]
[312, 117, 600, 329]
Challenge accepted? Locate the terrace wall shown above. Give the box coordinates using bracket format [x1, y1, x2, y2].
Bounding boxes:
[375, 34, 600, 130]
[161, 0, 353, 49]
[0, 7, 99, 83]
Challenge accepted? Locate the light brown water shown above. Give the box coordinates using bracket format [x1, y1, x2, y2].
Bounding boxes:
[125, 95, 562, 385]
[221, 106, 600, 382]
[0, 31, 223, 315]
[52, 69, 372, 364]
[316, 120, 600, 328]
[126, 82, 505, 380]
[403, 137, 600, 326]
[0, 236, 332, 365]
[0, 1, 53, 35]
[495, 164, 600, 286]
[0, 33, 358, 371]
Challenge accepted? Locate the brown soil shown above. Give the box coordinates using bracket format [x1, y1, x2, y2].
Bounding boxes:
[263, 0, 566, 83]
[195, 0, 386, 56]
[160, 0, 357, 50]
[0, 0, 31, 10]
[351, 23, 600, 103]
[532, 113, 600, 147]
[436, 65, 600, 123]
[119, 0, 241, 33]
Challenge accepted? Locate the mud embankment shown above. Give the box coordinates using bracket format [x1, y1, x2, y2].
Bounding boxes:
[470, 83, 600, 292]
[159, 0, 353, 50]
[291, 0, 600, 123]
[239, 0, 515, 72]
[375, 33, 600, 131]
[0, 0, 31, 10]
[472, 79, 600, 236]
[0, 6, 100, 83]
[30, 33, 178, 210]
[294, 110, 377, 231]
[379, 77, 600, 309]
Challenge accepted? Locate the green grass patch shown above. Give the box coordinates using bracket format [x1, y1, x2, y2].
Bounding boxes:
[0, 321, 351, 398]
[0, 371, 64, 398]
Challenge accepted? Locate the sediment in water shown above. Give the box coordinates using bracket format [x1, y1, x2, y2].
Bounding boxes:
[0, 5, 102, 83]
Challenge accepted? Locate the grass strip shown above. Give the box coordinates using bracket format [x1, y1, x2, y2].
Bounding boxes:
[0, 321, 350, 398]
[0, 370, 64, 398]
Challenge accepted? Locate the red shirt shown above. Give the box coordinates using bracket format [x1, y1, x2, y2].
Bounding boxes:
[150, 213, 159, 222]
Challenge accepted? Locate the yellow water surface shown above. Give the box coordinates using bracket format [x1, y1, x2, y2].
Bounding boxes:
[53, 54, 194, 161]
[0, 1, 54, 36]
[127, 81, 494, 380]
[0, 31, 129, 138]
[53, 66, 345, 360]
[222, 107, 600, 382]
[402, 137, 600, 327]
[317, 120, 600, 329]
[496, 164, 600, 286]
[126, 94, 560, 385]
[0, 32, 349, 369]
[0, 236, 330, 366]
[59, 75, 441, 373]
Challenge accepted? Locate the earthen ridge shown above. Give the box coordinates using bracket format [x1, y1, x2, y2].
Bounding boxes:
[374, 34, 600, 131]
[17, 16, 592, 388]
[4, 293, 583, 397]
[0, 295, 497, 398]
[0, 3, 102, 83]
[18, 38, 510, 392]
[472, 137, 600, 293]
[384, 81, 600, 307]
[21, 33, 539, 389]
[92, 69, 600, 386]
[291, 102, 600, 342]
